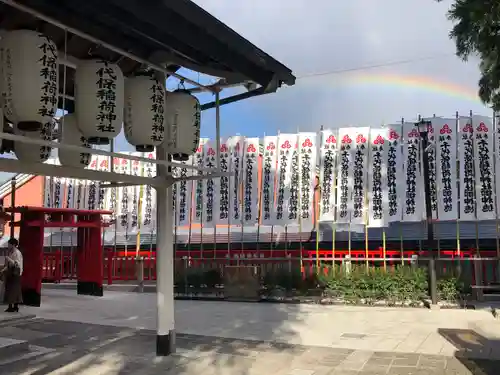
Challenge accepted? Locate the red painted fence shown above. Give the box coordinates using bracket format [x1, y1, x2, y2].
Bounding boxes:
[40, 248, 500, 288]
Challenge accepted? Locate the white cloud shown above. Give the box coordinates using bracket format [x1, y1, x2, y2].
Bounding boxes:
[192, 0, 490, 132]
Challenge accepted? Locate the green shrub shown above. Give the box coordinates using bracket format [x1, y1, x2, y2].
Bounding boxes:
[321, 265, 428, 303]
[203, 269, 222, 288]
[437, 274, 464, 301]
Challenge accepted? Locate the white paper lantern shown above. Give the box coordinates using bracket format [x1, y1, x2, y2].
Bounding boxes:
[165, 90, 201, 161]
[58, 113, 92, 168]
[124, 73, 166, 152]
[1, 30, 59, 132]
[14, 119, 53, 163]
[74, 59, 124, 145]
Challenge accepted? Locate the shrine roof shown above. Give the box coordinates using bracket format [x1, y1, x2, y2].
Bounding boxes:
[0, 0, 295, 111]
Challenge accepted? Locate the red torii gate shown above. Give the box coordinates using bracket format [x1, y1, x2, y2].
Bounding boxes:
[6, 206, 112, 306]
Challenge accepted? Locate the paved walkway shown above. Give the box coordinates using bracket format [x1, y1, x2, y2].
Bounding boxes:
[0, 289, 499, 373]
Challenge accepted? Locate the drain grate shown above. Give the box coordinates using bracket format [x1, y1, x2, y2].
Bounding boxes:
[340, 333, 366, 339]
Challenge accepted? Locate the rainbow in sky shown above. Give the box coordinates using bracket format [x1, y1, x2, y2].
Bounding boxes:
[348, 73, 482, 103]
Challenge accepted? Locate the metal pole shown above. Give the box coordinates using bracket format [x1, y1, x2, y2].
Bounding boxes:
[155, 145, 175, 355]
[418, 120, 438, 306]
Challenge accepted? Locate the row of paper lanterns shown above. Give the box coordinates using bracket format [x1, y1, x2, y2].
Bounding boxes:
[0, 29, 201, 166]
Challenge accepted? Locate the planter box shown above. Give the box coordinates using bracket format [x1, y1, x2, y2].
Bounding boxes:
[224, 265, 260, 301]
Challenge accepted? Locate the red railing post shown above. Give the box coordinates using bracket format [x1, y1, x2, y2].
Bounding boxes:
[107, 248, 113, 285]
[54, 250, 61, 283]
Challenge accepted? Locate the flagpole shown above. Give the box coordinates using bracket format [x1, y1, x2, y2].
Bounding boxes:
[240, 137, 246, 265]
[471, 110, 480, 254]
[400, 117, 405, 265]
[365, 129, 371, 270]
[316, 127, 323, 273]
[493, 109, 500, 277]
[332, 131, 338, 270]
[257, 136, 264, 258]
[455, 111, 461, 269]
[136, 154, 145, 257]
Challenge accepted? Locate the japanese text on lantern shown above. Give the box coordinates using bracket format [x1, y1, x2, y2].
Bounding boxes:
[476, 122, 494, 213]
[339, 135, 352, 219]
[321, 135, 336, 216]
[38, 36, 58, 119]
[300, 138, 313, 219]
[245, 144, 257, 221]
[150, 78, 165, 143]
[39, 121, 52, 160]
[353, 134, 367, 218]
[371, 135, 384, 220]
[405, 129, 419, 215]
[462, 123, 475, 215]
[96, 61, 117, 133]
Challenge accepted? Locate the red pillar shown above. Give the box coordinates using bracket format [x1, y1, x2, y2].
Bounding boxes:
[19, 212, 45, 306]
[76, 214, 103, 296]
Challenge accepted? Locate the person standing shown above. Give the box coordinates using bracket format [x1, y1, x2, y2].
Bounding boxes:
[2, 238, 23, 312]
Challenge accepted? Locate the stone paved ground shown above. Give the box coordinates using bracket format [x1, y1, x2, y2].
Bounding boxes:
[0, 318, 497, 374]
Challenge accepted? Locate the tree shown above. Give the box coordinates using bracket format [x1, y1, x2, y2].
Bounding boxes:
[437, 0, 500, 109]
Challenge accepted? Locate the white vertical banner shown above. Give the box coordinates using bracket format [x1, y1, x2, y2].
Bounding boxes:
[192, 138, 209, 225]
[129, 155, 141, 235]
[43, 159, 55, 208]
[336, 128, 355, 223]
[432, 118, 459, 221]
[202, 141, 216, 228]
[274, 134, 298, 225]
[386, 125, 404, 223]
[261, 136, 278, 225]
[424, 120, 439, 220]
[368, 128, 388, 227]
[351, 128, 370, 225]
[458, 117, 476, 221]
[228, 136, 244, 225]
[172, 163, 179, 225]
[402, 123, 423, 222]
[214, 139, 230, 225]
[298, 133, 317, 224]
[65, 177, 75, 209]
[109, 157, 121, 223]
[97, 155, 110, 210]
[86, 156, 99, 210]
[117, 156, 131, 233]
[51, 158, 64, 209]
[319, 130, 338, 222]
[243, 137, 260, 224]
[73, 173, 87, 210]
[142, 151, 157, 231]
[495, 115, 500, 220]
[473, 115, 496, 220]
[175, 155, 192, 227]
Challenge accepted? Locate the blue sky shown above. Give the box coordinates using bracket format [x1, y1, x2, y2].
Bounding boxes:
[0, 0, 493, 183]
